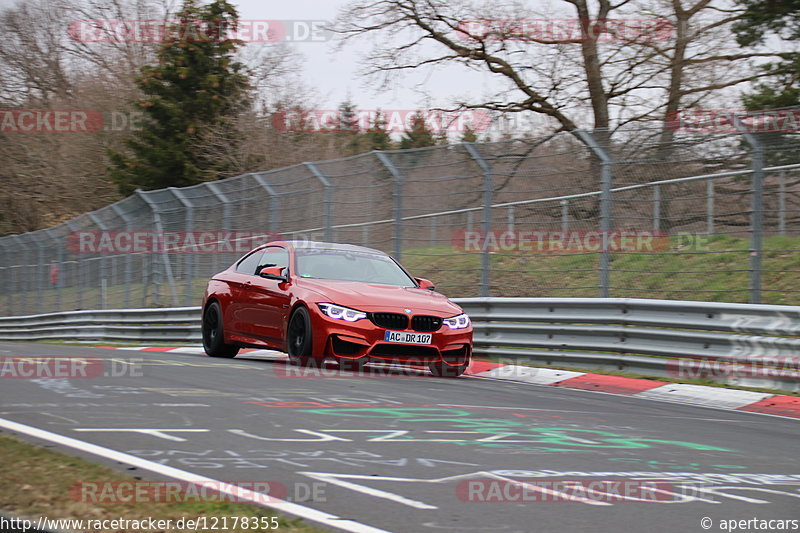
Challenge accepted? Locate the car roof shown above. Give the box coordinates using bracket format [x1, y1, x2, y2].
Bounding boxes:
[272, 240, 388, 256]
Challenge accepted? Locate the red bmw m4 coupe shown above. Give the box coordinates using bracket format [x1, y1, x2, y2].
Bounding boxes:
[201, 241, 472, 376]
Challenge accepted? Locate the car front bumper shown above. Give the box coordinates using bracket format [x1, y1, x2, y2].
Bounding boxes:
[309, 308, 473, 366]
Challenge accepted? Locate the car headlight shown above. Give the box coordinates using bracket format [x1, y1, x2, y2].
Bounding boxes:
[318, 303, 367, 322]
[443, 313, 470, 329]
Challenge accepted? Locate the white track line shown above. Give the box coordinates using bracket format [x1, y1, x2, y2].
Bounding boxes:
[0, 417, 393, 533]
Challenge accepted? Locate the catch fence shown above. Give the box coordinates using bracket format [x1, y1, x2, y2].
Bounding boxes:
[0, 124, 799, 315]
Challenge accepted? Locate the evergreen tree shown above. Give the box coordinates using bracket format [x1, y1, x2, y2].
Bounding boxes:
[337, 99, 360, 133]
[460, 125, 478, 143]
[399, 111, 435, 149]
[336, 99, 363, 154]
[733, 0, 800, 164]
[365, 109, 392, 150]
[734, 0, 799, 110]
[109, 0, 250, 195]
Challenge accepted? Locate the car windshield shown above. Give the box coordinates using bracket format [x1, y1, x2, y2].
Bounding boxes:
[295, 248, 415, 286]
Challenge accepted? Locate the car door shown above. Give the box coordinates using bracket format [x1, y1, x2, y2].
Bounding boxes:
[238, 246, 291, 344]
[226, 249, 266, 337]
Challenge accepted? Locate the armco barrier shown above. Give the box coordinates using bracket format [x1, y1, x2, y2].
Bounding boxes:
[0, 298, 797, 391]
[0, 307, 202, 343]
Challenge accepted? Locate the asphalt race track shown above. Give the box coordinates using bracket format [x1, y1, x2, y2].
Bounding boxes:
[1, 342, 799, 533]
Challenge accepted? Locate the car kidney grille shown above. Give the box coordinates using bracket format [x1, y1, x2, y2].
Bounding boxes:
[411, 315, 442, 332]
[370, 312, 408, 329]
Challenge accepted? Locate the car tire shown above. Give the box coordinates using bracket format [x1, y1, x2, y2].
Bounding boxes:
[202, 301, 239, 358]
[429, 361, 468, 377]
[287, 306, 324, 367]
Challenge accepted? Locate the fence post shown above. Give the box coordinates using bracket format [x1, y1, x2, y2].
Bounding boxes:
[507, 207, 515, 231]
[136, 190, 179, 307]
[303, 163, 334, 242]
[0, 265, 5, 316]
[10, 262, 18, 315]
[168, 188, 196, 306]
[111, 204, 134, 308]
[706, 179, 714, 235]
[778, 171, 786, 236]
[430, 216, 437, 248]
[251, 173, 281, 235]
[204, 182, 233, 276]
[735, 117, 764, 304]
[374, 152, 404, 260]
[0, 241, 9, 315]
[561, 200, 569, 233]
[29, 234, 46, 314]
[463, 142, 493, 298]
[87, 212, 110, 309]
[12, 235, 32, 315]
[64, 221, 81, 310]
[43, 228, 63, 311]
[573, 130, 614, 298]
[652, 185, 661, 231]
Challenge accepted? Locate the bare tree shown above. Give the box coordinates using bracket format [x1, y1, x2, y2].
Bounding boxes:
[335, 0, 786, 142]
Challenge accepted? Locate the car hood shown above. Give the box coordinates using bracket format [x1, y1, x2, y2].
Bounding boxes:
[296, 278, 462, 315]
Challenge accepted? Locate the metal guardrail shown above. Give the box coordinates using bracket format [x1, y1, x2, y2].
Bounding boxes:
[456, 298, 800, 392]
[0, 307, 202, 343]
[0, 298, 797, 391]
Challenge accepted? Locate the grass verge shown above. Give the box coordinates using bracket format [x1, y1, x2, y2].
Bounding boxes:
[402, 234, 800, 304]
[0, 433, 325, 533]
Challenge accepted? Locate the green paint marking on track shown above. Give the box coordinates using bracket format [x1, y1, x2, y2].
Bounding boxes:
[301, 407, 733, 452]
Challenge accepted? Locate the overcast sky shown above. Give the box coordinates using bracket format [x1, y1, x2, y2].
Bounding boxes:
[0, 0, 496, 114]
[232, 0, 493, 113]
[1, 0, 788, 132]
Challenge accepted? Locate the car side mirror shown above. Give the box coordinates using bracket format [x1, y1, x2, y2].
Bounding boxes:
[258, 266, 288, 282]
[415, 277, 435, 291]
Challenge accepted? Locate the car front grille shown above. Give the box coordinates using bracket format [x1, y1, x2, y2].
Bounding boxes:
[369, 344, 440, 361]
[411, 315, 442, 332]
[369, 312, 408, 330]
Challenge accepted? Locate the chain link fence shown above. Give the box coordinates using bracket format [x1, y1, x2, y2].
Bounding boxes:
[1, 123, 799, 316]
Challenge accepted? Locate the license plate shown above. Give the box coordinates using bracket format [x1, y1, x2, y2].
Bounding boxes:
[383, 330, 432, 344]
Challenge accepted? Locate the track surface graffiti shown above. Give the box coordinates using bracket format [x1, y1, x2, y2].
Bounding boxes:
[299, 407, 733, 452]
[126, 449, 480, 469]
[298, 470, 800, 509]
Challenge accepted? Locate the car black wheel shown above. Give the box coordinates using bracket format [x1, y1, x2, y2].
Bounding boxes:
[429, 361, 468, 378]
[287, 306, 323, 367]
[202, 301, 239, 358]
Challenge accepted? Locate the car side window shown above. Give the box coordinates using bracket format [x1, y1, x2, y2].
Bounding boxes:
[235, 250, 264, 275]
[257, 247, 289, 274]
